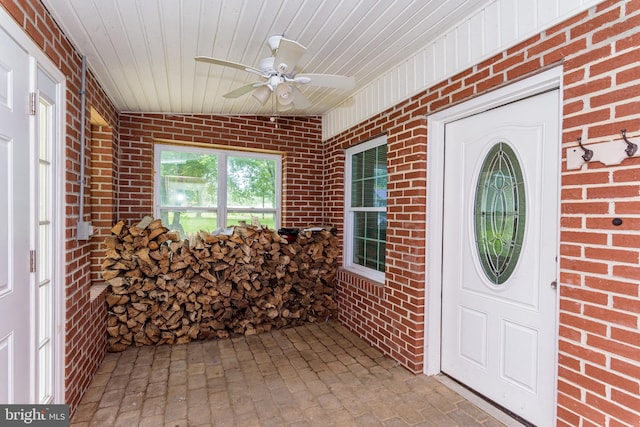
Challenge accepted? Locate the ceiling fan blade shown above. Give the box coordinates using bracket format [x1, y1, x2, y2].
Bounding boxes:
[273, 38, 306, 75]
[223, 83, 265, 99]
[294, 73, 356, 90]
[195, 56, 264, 77]
[290, 86, 311, 110]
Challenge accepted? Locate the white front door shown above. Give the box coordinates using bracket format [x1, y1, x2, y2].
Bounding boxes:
[441, 90, 560, 426]
[0, 26, 32, 403]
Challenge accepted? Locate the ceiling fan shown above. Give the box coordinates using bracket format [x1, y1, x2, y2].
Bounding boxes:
[195, 35, 356, 111]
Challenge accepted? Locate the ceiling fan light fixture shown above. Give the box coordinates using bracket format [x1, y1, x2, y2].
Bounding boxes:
[277, 63, 289, 74]
[252, 85, 272, 105]
[276, 84, 293, 105]
[268, 35, 282, 52]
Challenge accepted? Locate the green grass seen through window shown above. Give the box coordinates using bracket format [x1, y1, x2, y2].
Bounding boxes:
[163, 211, 276, 237]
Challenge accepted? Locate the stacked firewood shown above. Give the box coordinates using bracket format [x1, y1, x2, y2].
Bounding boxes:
[102, 217, 338, 352]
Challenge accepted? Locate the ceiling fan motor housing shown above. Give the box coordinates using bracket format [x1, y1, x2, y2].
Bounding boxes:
[267, 75, 284, 91]
[258, 56, 275, 74]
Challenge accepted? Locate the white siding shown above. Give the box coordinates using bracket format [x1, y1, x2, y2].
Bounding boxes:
[322, 0, 603, 140]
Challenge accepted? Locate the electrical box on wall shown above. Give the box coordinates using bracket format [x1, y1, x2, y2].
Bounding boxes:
[77, 220, 95, 240]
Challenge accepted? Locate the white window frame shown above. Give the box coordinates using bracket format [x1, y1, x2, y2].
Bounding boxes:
[154, 144, 282, 231]
[344, 135, 387, 284]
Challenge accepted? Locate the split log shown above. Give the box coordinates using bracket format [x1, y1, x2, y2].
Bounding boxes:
[102, 218, 338, 352]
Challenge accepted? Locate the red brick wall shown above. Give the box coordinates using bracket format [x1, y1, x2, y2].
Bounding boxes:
[117, 114, 323, 228]
[0, 0, 118, 414]
[90, 125, 118, 284]
[325, 102, 428, 373]
[326, 1, 640, 425]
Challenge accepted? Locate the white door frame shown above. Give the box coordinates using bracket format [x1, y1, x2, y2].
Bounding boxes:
[0, 7, 66, 403]
[424, 66, 563, 377]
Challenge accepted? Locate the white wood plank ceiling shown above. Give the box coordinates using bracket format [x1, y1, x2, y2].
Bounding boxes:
[40, 0, 487, 116]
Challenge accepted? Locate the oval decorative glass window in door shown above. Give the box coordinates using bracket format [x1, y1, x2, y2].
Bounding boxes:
[474, 142, 526, 285]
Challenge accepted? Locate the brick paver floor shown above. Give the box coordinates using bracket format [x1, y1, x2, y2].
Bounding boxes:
[71, 321, 514, 426]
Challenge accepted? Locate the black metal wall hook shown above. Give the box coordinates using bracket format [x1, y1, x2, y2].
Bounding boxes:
[577, 137, 593, 161]
[621, 129, 638, 157]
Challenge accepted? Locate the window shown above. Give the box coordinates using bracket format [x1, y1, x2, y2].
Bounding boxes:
[344, 136, 387, 283]
[474, 142, 526, 285]
[38, 91, 55, 404]
[154, 144, 281, 237]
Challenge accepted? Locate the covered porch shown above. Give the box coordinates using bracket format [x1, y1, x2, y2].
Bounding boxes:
[71, 322, 513, 426]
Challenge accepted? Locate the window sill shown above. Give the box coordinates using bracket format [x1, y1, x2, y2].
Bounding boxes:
[90, 283, 108, 303]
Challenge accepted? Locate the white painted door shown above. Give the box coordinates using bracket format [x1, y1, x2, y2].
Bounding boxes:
[441, 90, 559, 426]
[0, 26, 32, 403]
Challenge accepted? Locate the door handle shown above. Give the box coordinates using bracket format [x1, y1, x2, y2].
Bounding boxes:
[550, 280, 557, 289]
